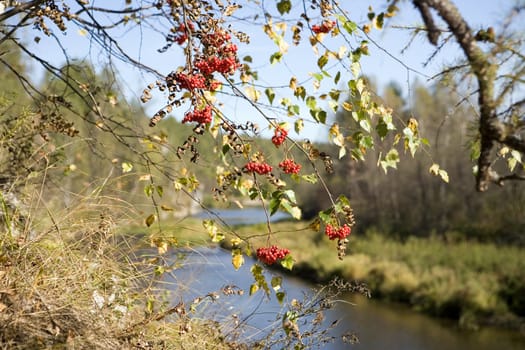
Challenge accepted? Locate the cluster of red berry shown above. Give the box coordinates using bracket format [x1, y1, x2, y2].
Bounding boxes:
[256, 245, 290, 265]
[195, 55, 239, 75]
[325, 224, 351, 240]
[312, 20, 336, 34]
[182, 105, 212, 124]
[244, 161, 273, 175]
[271, 126, 288, 147]
[279, 159, 301, 174]
[174, 72, 207, 90]
[173, 22, 195, 45]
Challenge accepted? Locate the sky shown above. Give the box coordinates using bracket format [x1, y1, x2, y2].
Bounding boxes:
[23, 0, 519, 141]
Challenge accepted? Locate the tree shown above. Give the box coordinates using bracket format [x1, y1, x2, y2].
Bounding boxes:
[413, 0, 525, 191]
[0, 0, 523, 270]
[1, 1, 524, 345]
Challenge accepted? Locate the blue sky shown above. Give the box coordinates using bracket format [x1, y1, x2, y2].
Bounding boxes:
[26, 0, 517, 141]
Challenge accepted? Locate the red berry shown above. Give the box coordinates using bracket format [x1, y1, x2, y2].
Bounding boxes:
[244, 161, 273, 175]
[182, 105, 212, 124]
[325, 224, 351, 240]
[271, 126, 288, 147]
[279, 159, 301, 174]
[256, 245, 290, 265]
[312, 20, 336, 34]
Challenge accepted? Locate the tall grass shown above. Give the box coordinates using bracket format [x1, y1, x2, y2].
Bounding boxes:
[232, 222, 525, 330]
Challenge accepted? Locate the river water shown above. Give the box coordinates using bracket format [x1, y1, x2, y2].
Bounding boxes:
[160, 209, 525, 349]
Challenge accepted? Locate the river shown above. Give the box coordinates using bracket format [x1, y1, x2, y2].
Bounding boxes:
[160, 209, 525, 349]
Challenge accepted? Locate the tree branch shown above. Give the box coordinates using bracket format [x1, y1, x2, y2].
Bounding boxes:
[413, 0, 524, 192]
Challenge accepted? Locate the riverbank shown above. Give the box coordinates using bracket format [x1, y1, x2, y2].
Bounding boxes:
[129, 216, 525, 333]
[217, 221, 525, 332]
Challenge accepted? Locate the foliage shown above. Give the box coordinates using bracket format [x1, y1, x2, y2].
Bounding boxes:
[0, 0, 525, 346]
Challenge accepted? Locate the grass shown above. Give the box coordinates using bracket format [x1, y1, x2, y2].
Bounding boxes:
[0, 199, 247, 349]
[227, 221, 525, 330]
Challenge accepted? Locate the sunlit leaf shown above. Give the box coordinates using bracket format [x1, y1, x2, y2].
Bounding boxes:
[250, 283, 259, 295]
[280, 254, 294, 270]
[379, 149, 399, 173]
[301, 174, 318, 183]
[244, 86, 261, 102]
[121, 162, 133, 173]
[144, 184, 154, 197]
[232, 249, 244, 270]
[294, 118, 304, 133]
[271, 276, 282, 291]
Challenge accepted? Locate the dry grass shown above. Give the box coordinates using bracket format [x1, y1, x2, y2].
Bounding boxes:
[0, 189, 244, 349]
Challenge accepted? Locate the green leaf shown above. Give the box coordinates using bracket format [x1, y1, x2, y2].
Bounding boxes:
[145, 214, 155, 227]
[301, 174, 318, 183]
[351, 62, 360, 77]
[156, 185, 163, 197]
[251, 264, 270, 296]
[288, 104, 300, 116]
[376, 119, 388, 139]
[379, 149, 399, 173]
[281, 200, 302, 220]
[265, 88, 275, 105]
[280, 254, 294, 270]
[276, 0, 292, 15]
[271, 276, 282, 291]
[305, 96, 317, 110]
[294, 118, 304, 133]
[269, 198, 280, 216]
[243, 55, 253, 62]
[335, 15, 357, 34]
[276, 291, 285, 305]
[144, 184, 154, 197]
[318, 209, 333, 224]
[317, 54, 328, 70]
[334, 71, 341, 85]
[270, 52, 283, 64]
[311, 109, 327, 123]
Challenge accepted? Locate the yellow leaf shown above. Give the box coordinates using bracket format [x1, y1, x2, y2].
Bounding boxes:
[121, 162, 133, 173]
[232, 249, 244, 270]
[244, 86, 260, 102]
[289, 76, 297, 90]
[249, 283, 259, 295]
[78, 29, 88, 36]
[342, 101, 353, 112]
[230, 237, 243, 247]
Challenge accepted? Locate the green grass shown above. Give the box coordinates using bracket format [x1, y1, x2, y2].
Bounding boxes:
[226, 221, 525, 329]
